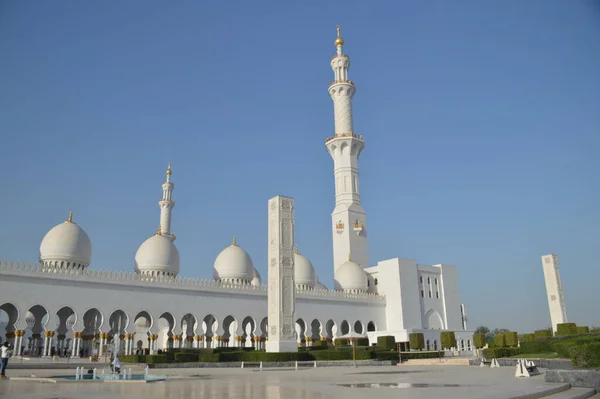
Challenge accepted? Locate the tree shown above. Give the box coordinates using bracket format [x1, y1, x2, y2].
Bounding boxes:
[409, 333, 424, 351]
[440, 331, 457, 350]
[475, 326, 490, 335]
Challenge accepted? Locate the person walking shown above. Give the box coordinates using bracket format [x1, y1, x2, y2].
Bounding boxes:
[1, 342, 12, 379]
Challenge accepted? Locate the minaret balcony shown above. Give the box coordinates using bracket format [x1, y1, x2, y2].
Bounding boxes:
[335, 222, 345, 233]
[353, 221, 364, 234]
[325, 133, 364, 144]
[329, 80, 355, 88]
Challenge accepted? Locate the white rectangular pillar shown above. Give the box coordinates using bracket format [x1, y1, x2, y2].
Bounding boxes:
[541, 254, 567, 333]
[266, 196, 298, 353]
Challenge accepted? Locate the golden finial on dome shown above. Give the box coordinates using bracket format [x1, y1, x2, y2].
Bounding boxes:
[232, 236, 237, 246]
[335, 24, 344, 47]
[295, 245, 299, 255]
[68, 210, 73, 223]
[348, 252, 351, 262]
[166, 161, 172, 176]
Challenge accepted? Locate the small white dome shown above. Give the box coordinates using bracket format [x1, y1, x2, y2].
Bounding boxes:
[314, 279, 328, 291]
[294, 251, 316, 287]
[135, 234, 180, 276]
[25, 311, 35, 328]
[251, 268, 261, 286]
[213, 239, 253, 283]
[40, 214, 92, 269]
[336, 260, 368, 292]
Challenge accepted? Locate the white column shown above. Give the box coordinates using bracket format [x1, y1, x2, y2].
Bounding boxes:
[266, 196, 297, 353]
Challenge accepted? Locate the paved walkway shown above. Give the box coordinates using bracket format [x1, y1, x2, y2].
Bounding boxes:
[0, 365, 562, 399]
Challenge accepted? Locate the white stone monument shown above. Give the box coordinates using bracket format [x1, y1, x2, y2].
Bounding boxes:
[541, 254, 567, 333]
[266, 195, 298, 353]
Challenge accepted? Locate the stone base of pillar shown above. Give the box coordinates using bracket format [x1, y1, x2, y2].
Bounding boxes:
[266, 340, 297, 353]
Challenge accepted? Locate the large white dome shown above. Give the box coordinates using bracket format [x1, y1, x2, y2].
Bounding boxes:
[213, 238, 254, 283]
[294, 250, 316, 288]
[336, 260, 368, 292]
[135, 234, 180, 277]
[314, 278, 328, 291]
[39, 213, 92, 269]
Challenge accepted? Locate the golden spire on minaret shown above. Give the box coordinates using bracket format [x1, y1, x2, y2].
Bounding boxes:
[232, 236, 237, 246]
[68, 210, 73, 223]
[295, 245, 299, 255]
[166, 161, 172, 176]
[348, 252, 352, 262]
[334, 24, 344, 47]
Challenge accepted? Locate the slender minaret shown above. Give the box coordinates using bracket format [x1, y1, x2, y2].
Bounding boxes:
[541, 254, 568, 333]
[325, 26, 368, 276]
[158, 161, 175, 238]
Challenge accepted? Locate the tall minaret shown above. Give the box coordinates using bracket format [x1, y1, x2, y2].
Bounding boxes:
[541, 254, 568, 333]
[159, 161, 175, 238]
[325, 26, 368, 276]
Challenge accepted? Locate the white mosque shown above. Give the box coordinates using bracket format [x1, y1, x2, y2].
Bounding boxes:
[0, 28, 474, 358]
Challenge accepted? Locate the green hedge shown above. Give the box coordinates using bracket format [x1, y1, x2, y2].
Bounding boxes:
[377, 336, 396, 350]
[409, 333, 424, 350]
[505, 332, 518, 347]
[311, 340, 328, 348]
[576, 326, 590, 334]
[440, 332, 456, 350]
[145, 355, 166, 364]
[334, 338, 348, 346]
[374, 351, 399, 361]
[494, 334, 506, 348]
[520, 341, 554, 354]
[399, 351, 444, 359]
[557, 323, 578, 336]
[197, 354, 219, 362]
[535, 330, 552, 340]
[521, 334, 535, 343]
[482, 347, 521, 359]
[473, 334, 486, 349]
[356, 338, 369, 347]
[174, 352, 198, 362]
[120, 355, 145, 363]
[569, 342, 600, 368]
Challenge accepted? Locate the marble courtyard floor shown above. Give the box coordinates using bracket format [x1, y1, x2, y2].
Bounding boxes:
[0, 365, 563, 399]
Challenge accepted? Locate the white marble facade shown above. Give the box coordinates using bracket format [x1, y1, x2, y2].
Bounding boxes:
[0, 27, 474, 357]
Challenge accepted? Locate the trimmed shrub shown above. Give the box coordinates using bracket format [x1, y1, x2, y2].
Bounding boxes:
[576, 326, 590, 334]
[377, 336, 396, 350]
[534, 330, 552, 340]
[409, 333, 425, 350]
[399, 350, 444, 360]
[494, 334, 506, 348]
[374, 351, 399, 361]
[174, 352, 197, 362]
[311, 350, 351, 361]
[473, 334, 486, 349]
[440, 332, 456, 350]
[505, 332, 518, 347]
[482, 347, 521, 359]
[197, 354, 219, 362]
[145, 355, 167, 364]
[556, 323, 578, 336]
[521, 334, 535, 343]
[356, 338, 370, 347]
[334, 338, 349, 347]
[569, 342, 600, 368]
[120, 355, 143, 363]
[311, 340, 328, 348]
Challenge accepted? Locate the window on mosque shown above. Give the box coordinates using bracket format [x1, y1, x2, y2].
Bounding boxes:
[374, 278, 378, 285]
[428, 291, 432, 298]
[421, 289, 424, 297]
[419, 276, 423, 283]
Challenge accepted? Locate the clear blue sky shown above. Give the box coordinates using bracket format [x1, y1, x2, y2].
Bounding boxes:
[1, 1, 599, 333]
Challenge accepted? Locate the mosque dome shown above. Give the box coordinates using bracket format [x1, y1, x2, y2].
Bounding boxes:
[314, 278, 328, 291]
[25, 311, 35, 329]
[39, 212, 92, 269]
[213, 237, 254, 284]
[294, 247, 316, 289]
[135, 234, 180, 277]
[335, 258, 368, 292]
[251, 268, 261, 287]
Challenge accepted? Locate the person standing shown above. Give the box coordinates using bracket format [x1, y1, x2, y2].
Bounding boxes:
[1, 342, 12, 379]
